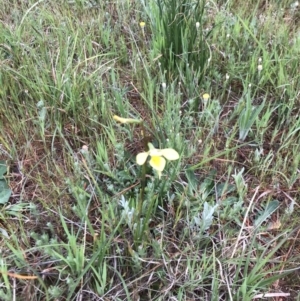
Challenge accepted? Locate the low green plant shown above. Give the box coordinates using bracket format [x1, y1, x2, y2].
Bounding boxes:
[113, 115, 180, 223]
[228, 228, 297, 301]
[238, 92, 265, 141]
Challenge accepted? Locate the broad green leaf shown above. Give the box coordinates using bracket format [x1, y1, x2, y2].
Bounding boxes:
[215, 182, 236, 198]
[185, 168, 199, 193]
[0, 188, 11, 204]
[199, 169, 217, 198]
[0, 180, 11, 204]
[201, 202, 218, 231]
[0, 161, 7, 179]
[254, 200, 280, 228]
[0, 227, 9, 238]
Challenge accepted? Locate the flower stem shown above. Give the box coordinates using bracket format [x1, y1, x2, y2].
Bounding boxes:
[137, 163, 146, 222]
[137, 122, 147, 222]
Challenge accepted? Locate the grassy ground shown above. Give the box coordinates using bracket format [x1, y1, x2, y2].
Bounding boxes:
[0, 0, 300, 300]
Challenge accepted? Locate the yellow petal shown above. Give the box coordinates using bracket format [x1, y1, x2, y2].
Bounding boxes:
[148, 148, 161, 157]
[149, 156, 166, 171]
[147, 142, 155, 150]
[113, 115, 141, 124]
[161, 148, 179, 160]
[136, 152, 149, 165]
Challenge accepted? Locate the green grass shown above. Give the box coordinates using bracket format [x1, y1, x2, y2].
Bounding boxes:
[0, 0, 300, 300]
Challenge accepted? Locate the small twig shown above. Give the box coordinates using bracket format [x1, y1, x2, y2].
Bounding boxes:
[230, 186, 260, 258]
[252, 292, 290, 299]
[12, 277, 16, 301]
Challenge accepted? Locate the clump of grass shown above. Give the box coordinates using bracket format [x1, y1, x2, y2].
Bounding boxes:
[146, 0, 210, 85]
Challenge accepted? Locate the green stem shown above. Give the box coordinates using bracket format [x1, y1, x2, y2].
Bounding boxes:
[136, 121, 147, 222]
[137, 163, 146, 222]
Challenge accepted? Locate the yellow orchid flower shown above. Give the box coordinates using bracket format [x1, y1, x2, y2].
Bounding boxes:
[202, 93, 210, 100]
[139, 22, 146, 37]
[136, 143, 179, 179]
